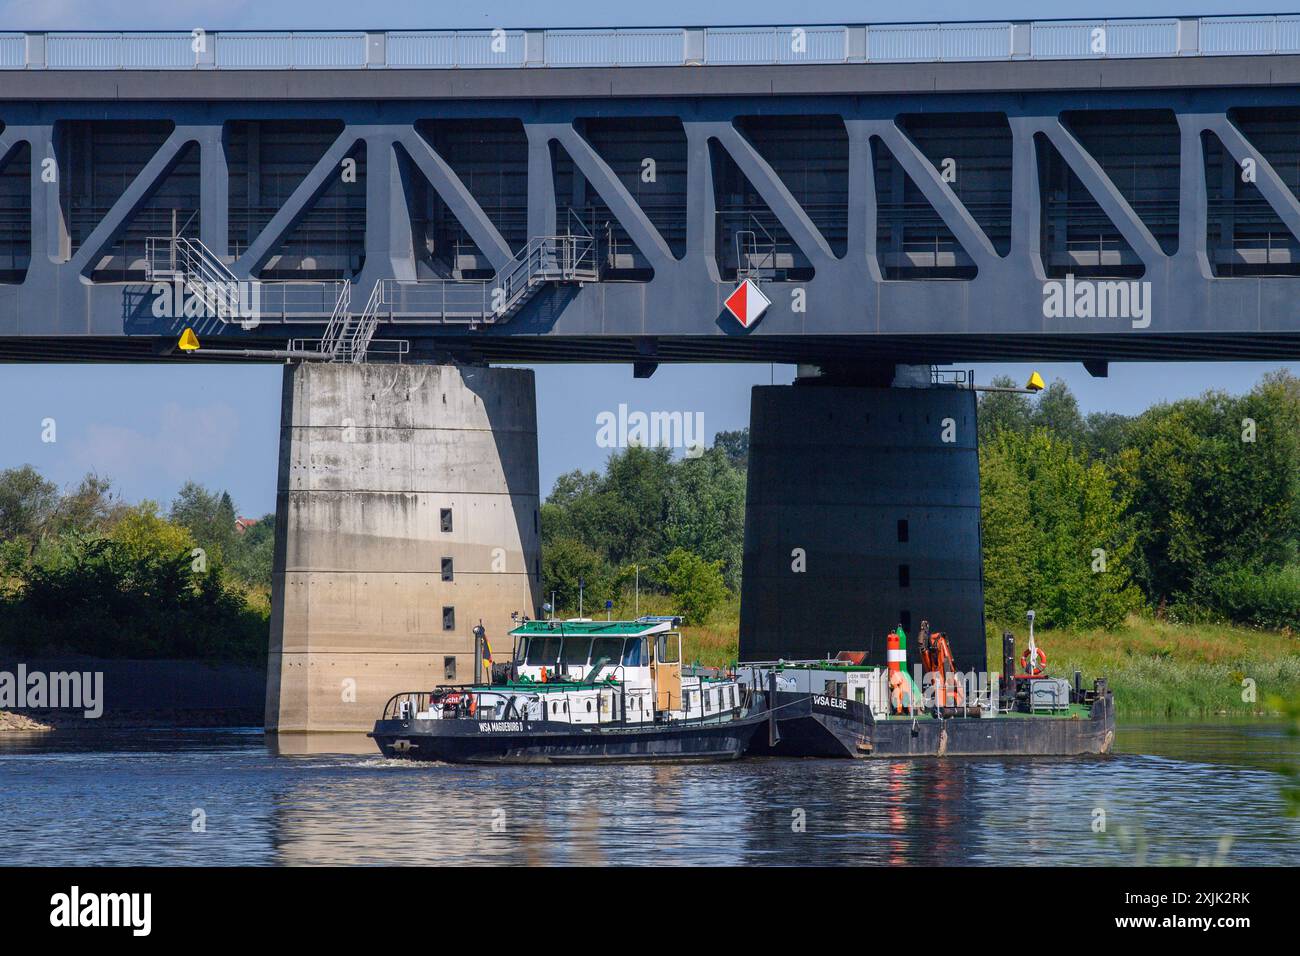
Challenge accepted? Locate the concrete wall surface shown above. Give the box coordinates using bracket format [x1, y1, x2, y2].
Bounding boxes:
[266, 362, 540, 732]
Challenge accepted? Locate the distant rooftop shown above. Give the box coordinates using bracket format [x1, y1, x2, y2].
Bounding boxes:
[3, 15, 1300, 72]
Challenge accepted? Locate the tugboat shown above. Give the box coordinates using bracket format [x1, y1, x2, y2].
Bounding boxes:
[370, 616, 766, 764]
[741, 611, 1115, 759]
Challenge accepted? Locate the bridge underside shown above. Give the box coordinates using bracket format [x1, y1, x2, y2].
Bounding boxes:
[7, 58, 1300, 359]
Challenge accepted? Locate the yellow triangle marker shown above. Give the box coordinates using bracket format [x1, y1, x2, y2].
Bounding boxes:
[1025, 371, 1045, 392]
[178, 328, 200, 352]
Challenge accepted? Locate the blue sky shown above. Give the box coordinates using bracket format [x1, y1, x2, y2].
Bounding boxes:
[1, 0, 1293, 517]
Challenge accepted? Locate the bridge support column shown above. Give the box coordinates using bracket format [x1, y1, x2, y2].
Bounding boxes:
[266, 362, 540, 735]
[738, 374, 987, 674]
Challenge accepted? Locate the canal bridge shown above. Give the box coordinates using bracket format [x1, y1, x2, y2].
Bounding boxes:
[4, 15, 1300, 732]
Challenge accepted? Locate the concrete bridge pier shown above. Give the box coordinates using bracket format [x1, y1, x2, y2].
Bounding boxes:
[265, 362, 541, 735]
[739, 368, 987, 674]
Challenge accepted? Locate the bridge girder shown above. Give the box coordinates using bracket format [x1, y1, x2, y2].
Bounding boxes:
[5, 63, 1300, 363]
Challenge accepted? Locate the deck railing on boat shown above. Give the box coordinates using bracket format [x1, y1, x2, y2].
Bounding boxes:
[379, 680, 756, 726]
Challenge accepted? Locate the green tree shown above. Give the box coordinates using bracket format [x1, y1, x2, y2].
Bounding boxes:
[980, 429, 1141, 628]
[1030, 379, 1087, 447]
[112, 500, 196, 566]
[660, 547, 728, 625]
[541, 536, 613, 615]
[0, 465, 59, 542]
[713, 428, 750, 470]
[597, 445, 674, 566]
[1125, 379, 1300, 605]
[228, 514, 276, 590]
[976, 376, 1032, 442]
[49, 472, 122, 535]
[169, 481, 237, 564]
[665, 446, 747, 591]
[1083, 411, 1132, 461]
[978, 433, 1035, 623]
[541, 446, 675, 585]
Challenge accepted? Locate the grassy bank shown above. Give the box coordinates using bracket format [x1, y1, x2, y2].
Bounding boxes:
[990, 615, 1300, 718]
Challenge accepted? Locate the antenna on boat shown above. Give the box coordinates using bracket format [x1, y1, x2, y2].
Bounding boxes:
[635, 565, 640, 616]
[1026, 609, 1038, 676]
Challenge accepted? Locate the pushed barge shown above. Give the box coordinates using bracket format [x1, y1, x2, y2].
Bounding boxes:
[371, 617, 765, 764]
[740, 616, 1115, 759]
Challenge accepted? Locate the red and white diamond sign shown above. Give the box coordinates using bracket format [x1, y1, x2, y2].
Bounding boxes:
[724, 278, 771, 328]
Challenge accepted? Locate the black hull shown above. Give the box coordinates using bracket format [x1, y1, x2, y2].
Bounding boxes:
[370, 714, 764, 765]
[746, 691, 873, 758]
[867, 694, 1116, 758]
[747, 691, 1116, 759]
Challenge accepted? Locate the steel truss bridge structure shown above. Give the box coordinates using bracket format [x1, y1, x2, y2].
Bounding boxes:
[6, 15, 1300, 366]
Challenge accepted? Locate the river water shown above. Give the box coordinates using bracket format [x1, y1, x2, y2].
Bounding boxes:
[1, 721, 1296, 866]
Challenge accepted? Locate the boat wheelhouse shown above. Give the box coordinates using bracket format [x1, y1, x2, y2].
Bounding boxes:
[506, 617, 746, 722]
[369, 617, 762, 764]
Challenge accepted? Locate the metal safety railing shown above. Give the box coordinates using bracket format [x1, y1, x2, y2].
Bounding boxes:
[733, 215, 778, 282]
[316, 279, 352, 356]
[144, 235, 245, 322]
[382, 233, 598, 327]
[8, 16, 1300, 71]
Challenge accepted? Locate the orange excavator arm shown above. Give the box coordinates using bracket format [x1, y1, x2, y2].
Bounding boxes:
[919, 621, 964, 709]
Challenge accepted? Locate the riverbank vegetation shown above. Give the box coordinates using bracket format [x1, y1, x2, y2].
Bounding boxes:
[0, 470, 271, 662]
[2, 371, 1298, 706]
[985, 616, 1300, 717]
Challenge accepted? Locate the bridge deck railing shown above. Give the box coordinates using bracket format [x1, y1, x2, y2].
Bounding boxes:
[5, 16, 1300, 71]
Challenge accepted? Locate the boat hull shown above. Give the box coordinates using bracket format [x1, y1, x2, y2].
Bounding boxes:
[745, 691, 873, 758]
[748, 691, 1116, 759]
[370, 714, 764, 765]
[867, 694, 1115, 758]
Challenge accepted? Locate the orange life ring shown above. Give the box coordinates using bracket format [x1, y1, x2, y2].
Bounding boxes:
[1020, 646, 1047, 677]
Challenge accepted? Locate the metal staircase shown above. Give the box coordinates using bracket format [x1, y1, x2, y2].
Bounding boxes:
[149, 232, 597, 363]
[144, 236, 248, 322]
[493, 232, 599, 320]
[373, 233, 599, 332]
[734, 216, 778, 282]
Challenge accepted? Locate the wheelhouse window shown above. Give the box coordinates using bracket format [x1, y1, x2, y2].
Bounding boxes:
[622, 637, 646, 666]
[591, 637, 623, 668]
[655, 632, 681, 664]
[526, 636, 561, 666]
[561, 637, 592, 667]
